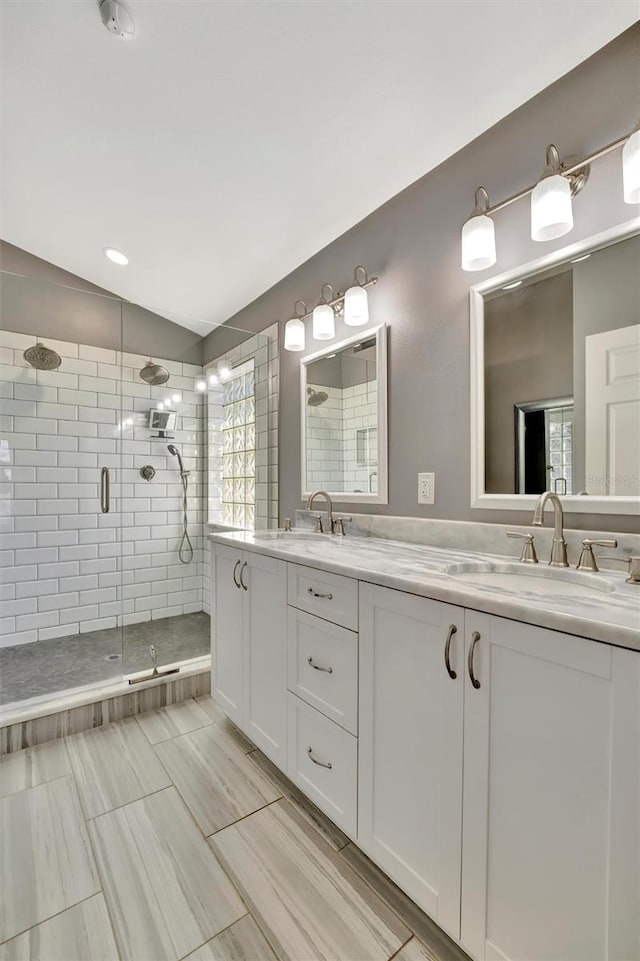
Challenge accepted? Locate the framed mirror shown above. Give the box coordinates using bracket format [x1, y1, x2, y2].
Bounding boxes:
[470, 219, 640, 515]
[301, 324, 388, 503]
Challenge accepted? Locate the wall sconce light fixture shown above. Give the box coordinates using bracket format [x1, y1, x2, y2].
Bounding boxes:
[531, 144, 576, 241]
[461, 125, 638, 271]
[284, 299, 306, 352]
[283, 267, 378, 350]
[461, 187, 496, 271]
[313, 284, 336, 341]
[344, 265, 371, 326]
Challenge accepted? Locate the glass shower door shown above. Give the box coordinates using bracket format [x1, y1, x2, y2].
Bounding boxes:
[120, 302, 209, 679]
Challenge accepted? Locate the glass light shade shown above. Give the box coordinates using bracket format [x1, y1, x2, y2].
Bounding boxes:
[312, 303, 335, 340]
[344, 284, 369, 326]
[623, 129, 640, 204]
[461, 213, 496, 271]
[284, 317, 305, 351]
[531, 173, 573, 241]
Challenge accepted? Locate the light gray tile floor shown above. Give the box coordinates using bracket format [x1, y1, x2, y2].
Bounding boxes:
[0, 612, 210, 706]
[0, 695, 471, 961]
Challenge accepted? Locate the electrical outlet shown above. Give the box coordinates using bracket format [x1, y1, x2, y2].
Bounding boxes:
[418, 472, 435, 505]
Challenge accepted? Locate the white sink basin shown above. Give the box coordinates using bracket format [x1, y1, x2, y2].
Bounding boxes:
[446, 562, 615, 598]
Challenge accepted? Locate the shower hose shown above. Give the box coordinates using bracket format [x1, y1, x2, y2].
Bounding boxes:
[177, 470, 194, 564]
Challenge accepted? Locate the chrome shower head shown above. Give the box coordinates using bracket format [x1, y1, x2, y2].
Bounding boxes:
[307, 387, 328, 407]
[23, 342, 62, 371]
[140, 359, 170, 386]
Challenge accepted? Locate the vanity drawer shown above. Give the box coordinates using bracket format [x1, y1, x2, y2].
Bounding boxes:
[288, 563, 358, 631]
[287, 693, 357, 837]
[287, 608, 358, 735]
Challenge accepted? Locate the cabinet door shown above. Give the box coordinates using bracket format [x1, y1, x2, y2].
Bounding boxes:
[243, 552, 287, 767]
[461, 614, 640, 961]
[212, 544, 245, 726]
[358, 584, 465, 940]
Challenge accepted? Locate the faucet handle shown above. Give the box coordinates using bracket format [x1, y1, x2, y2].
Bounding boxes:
[577, 538, 618, 573]
[332, 515, 352, 536]
[311, 513, 324, 534]
[507, 531, 538, 564]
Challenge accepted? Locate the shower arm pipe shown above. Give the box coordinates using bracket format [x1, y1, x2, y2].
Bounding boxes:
[297, 273, 378, 320]
[481, 132, 631, 217]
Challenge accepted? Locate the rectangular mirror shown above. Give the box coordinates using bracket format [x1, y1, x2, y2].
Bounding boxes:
[471, 221, 640, 515]
[301, 324, 387, 503]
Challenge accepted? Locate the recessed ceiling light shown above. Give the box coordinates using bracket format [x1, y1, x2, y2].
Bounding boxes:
[502, 280, 522, 290]
[103, 247, 128, 266]
[571, 254, 591, 263]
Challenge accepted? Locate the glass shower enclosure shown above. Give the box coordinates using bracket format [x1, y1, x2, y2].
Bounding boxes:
[0, 270, 214, 713]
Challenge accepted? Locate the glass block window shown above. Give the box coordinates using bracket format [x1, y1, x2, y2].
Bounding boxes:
[222, 360, 256, 528]
[546, 405, 573, 495]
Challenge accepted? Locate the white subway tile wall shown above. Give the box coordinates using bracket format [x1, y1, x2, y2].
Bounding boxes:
[306, 380, 377, 493]
[0, 329, 207, 648]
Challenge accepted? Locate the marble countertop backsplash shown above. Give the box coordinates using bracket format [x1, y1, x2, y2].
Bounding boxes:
[209, 513, 640, 652]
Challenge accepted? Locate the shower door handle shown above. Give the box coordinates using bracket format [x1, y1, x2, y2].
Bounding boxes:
[100, 467, 110, 513]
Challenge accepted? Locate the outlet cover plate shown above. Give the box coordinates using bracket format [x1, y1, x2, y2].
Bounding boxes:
[418, 472, 435, 505]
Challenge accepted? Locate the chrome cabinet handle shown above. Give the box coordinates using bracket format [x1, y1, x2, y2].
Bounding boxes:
[444, 624, 457, 679]
[240, 561, 248, 591]
[307, 746, 332, 769]
[468, 631, 481, 689]
[307, 587, 333, 600]
[232, 560, 241, 589]
[100, 467, 110, 513]
[307, 656, 333, 674]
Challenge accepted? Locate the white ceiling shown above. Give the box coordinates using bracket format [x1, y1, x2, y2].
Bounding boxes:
[1, 1, 637, 335]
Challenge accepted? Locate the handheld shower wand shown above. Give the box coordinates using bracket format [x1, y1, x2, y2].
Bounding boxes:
[167, 445, 194, 564]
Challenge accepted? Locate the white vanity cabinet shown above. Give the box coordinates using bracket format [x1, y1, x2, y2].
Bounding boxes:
[212, 544, 287, 767]
[358, 584, 465, 940]
[460, 613, 640, 961]
[212, 540, 640, 961]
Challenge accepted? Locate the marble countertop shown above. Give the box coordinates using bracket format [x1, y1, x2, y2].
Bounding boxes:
[208, 530, 640, 652]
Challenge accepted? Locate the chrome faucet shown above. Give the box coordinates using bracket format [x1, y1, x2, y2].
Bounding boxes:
[531, 491, 569, 567]
[306, 490, 333, 533]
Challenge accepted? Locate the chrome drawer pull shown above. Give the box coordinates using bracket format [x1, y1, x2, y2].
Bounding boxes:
[307, 746, 332, 769]
[307, 656, 333, 674]
[307, 587, 333, 600]
[468, 631, 481, 689]
[444, 624, 457, 679]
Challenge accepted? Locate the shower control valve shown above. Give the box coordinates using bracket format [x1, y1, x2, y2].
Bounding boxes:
[140, 466, 156, 482]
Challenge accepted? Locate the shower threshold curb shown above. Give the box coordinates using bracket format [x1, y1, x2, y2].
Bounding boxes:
[0, 655, 211, 729]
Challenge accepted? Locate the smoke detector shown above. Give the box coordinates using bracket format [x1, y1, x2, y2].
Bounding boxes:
[99, 0, 135, 39]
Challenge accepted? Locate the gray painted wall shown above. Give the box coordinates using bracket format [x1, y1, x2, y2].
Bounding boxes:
[1, 241, 203, 365]
[202, 24, 640, 534]
[484, 272, 573, 494]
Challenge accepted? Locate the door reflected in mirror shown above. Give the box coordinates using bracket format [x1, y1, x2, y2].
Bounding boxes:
[301, 325, 387, 503]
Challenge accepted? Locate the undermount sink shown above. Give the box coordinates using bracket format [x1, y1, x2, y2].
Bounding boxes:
[446, 561, 616, 598]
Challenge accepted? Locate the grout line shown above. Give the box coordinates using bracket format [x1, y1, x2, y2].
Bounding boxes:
[173, 913, 251, 961]
[387, 935, 419, 961]
[0, 892, 106, 948]
[204, 796, 283, 841]
[85, 783, 174, 822]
